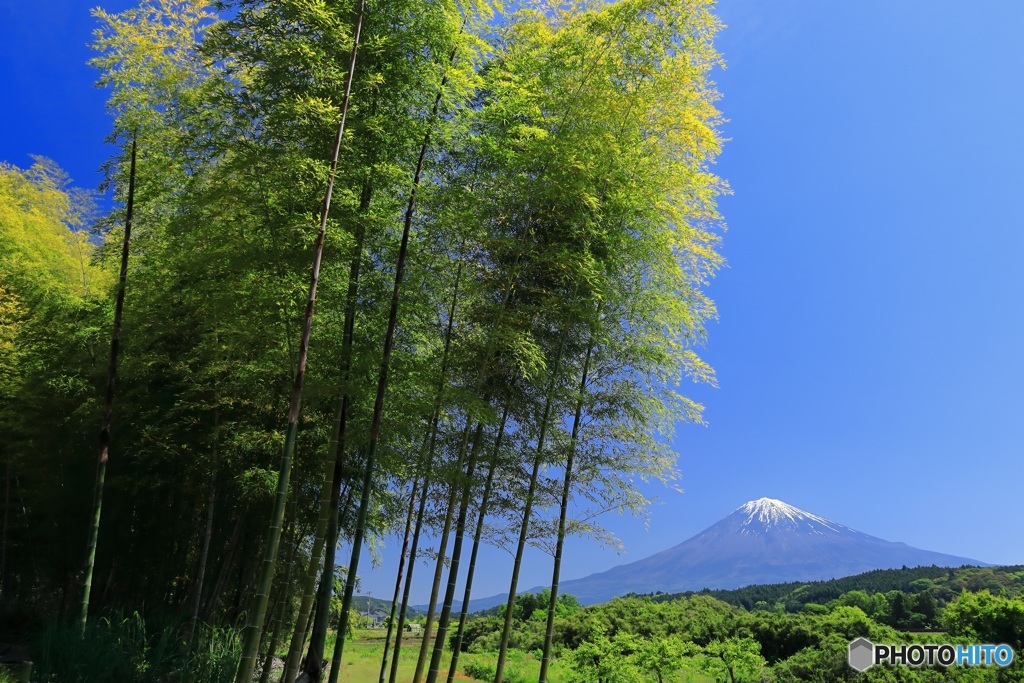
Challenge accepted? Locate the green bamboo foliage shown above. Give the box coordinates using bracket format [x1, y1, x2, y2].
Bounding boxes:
[3, 0, 726, 673]
[233, 1, 367, 679]
[78, 0, 222, 636]
[300, 180, 373, 682]
[330, 4, 484, 675]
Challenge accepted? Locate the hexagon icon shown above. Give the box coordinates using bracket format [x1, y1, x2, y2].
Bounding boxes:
[848, 637, 875, 672]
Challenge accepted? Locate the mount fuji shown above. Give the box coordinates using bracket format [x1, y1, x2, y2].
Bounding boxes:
[464, 498, 989, 610]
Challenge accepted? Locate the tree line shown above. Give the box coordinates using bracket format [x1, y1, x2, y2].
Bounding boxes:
[456, 589, 1024, 681]
[0, 0, 725, 681]
[654, 565, 1024, 616]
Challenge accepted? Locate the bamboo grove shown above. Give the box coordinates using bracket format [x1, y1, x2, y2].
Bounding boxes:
[0, 0, 726, 680]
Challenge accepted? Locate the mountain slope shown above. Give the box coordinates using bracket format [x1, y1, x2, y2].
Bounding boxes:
[465, 498, 988, 610]
[664, 564, 1024, 612]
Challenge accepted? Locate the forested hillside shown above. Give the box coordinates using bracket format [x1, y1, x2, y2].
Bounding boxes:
[659, 564, 1024, 616]
[0, 0, 727, 681]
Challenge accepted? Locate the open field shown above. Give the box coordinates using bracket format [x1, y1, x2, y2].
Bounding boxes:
[313, 629, 716, 683]
[319, 629, 475, 682]
[316, 629, 555, 682]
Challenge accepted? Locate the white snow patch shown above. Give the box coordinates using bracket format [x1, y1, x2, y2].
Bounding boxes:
[736, 498, 844, 533]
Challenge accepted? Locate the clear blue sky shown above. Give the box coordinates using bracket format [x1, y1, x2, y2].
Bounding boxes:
[3, 0, 1022, 604]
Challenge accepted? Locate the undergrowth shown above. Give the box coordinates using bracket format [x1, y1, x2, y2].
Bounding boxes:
[31, 613, 240, 683]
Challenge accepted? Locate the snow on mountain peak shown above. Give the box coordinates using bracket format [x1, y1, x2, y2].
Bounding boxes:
[736, 498, 842, 532]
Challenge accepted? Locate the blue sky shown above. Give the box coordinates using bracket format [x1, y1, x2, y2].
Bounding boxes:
[3, 0, 1023, 605]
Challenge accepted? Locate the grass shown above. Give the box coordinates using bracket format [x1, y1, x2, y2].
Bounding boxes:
[320, 629, 478, 681]
[30, 613, 240, 683]
[0, 666, 25, 683]
[22, 621, 716, 682]
[322, 629, 715, 683]
[267, 629, 536, 682]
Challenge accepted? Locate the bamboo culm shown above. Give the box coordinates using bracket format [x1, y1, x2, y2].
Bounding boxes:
[279, 453, 338, 683]
[259, 511, 298, 683]
[493, 332, 569, 683]
[424, 423, 487, 683]
[387, 245, 467, 683]
[539, 339, 593, 683]
[300, 179, 372, 683]
[233, 2, 365, 677]
[330, 18, 456, 679]
[376, 476, 421, 683]
[185, 405, 220, 652]
[80, 135, 137, 635]
[444, 407, 509, 683]
[388, 467, 433, 683]
[411, 432, 467, 683]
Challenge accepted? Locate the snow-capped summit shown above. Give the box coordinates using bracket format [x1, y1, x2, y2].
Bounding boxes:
[485, 497, 990, 607]
[732, 498, 847, 535]
[739, 497, 819, 526]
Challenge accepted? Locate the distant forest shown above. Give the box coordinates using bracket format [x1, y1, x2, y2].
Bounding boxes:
[658, 564, 1024, 615]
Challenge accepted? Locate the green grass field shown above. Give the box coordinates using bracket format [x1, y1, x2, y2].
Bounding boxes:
[325, 630, 467, 681]
[308, 629, 715, 683]
[315, 629, 550, 682]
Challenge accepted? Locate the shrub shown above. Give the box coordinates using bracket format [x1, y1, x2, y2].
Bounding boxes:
[463, 659, 528, 683]
[463, 660, 496, 681]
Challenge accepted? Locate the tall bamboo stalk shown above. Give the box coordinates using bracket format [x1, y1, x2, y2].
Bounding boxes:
[410, 494, 454, 683]
[325, 456, 396, 682]
[376, 476, 420, 683]
[327, 21, 458, 679]
[494, 334, 568, 682]
[424, 422, 486, 683]
[416, 229, 527, 681]
[206, 514, 243, 619]
[185, 405, 220, 652]
[300, 179, 372, 683]
[378, 50, 477, 675]
[444, 407, 509, 683]
[291, 437, 342, 683]
[80, 135, 137, 635]
[411, 426, 472, 683]
[279, 454, 336, 683]
[1, 450, 10, 602]
[234, 3, 365, 677]
[388, 465, 433, 683]
[259, 507, 298, 683]
[387, 246, 467, 683]
[539, 340, 593, 683]
[258, 595, 287, 683]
